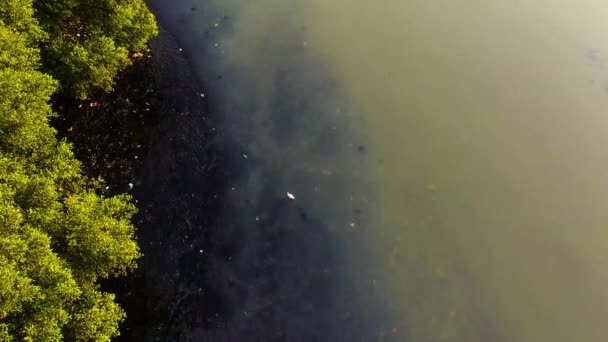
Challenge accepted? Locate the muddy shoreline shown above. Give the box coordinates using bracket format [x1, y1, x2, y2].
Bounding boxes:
[110, 25, 227, 340]
[54, 22, 225, 340]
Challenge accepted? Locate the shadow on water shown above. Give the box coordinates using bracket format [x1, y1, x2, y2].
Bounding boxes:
[115, 0, 401, 341]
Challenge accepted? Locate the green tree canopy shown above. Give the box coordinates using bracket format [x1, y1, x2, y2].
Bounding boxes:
[32, 0, 158, 98]
[0, 0, 151, 339]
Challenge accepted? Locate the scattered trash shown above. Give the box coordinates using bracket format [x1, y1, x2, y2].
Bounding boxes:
[243, 154, 248, 159]
[200, 93, 205, 97]
[134, 155, 138, 159]
[255, 217, 260, 221]
[128, 183, 134, 190]
[287, 192, 295, 200]
[199, 249, 203, 253]
[178, 48, 183, 52]
[105, 186, 110, 190]
[136, 144, 141, 149]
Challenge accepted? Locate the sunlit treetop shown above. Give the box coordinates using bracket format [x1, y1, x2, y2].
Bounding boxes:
[0, 0, 149, 340]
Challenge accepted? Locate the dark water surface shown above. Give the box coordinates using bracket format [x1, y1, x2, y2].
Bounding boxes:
[137, 0, 608, 341]
[133, 0, 398, 341]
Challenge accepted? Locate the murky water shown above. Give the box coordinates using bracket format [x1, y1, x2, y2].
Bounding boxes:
[146, 0, 608, 341]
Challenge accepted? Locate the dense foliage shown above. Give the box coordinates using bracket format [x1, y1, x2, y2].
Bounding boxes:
[0, 0, 157, 340]
[34, 0, 158, 99]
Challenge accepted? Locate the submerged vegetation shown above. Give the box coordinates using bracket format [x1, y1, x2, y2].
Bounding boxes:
[0, 0, 157, 340]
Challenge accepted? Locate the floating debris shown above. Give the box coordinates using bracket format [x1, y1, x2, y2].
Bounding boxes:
[243, 154, 248, 159]
[287, 192, 296, 200]
[128, 183, 134, 190]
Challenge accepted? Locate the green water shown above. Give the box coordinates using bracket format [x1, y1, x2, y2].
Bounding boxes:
[298, 1, 608, 341]
[169, 0, 608, 340]
[307, 2, 608, 341]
